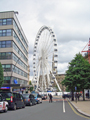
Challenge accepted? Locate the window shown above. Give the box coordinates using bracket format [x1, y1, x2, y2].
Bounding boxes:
[0, 53, 1, 59]
[6, 64, 11, 71]
[0, 30, 2, 36]
[7, 29, 12, 36]
[0, 19, 2, 25]
[3, 19, 6, 25]
[7, 19, 12, 25]
[3, 30, 6, 36]
[0, 18, 12, 25]
[2, 53, 6, 59]
[1, 41, 5, 48]
[0, 29, 12, 36]
[6, 41, 12, 47]
[6, 52, 11, 59]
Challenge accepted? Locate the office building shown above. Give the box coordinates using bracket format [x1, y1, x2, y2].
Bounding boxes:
[0, 11, 29, 90]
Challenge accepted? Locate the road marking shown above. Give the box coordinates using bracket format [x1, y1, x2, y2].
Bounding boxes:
[68, 101, 90, 119]
[63, 99, 65, 113]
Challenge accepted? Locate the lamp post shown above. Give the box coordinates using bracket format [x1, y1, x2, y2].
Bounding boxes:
[10, 56, 21, 91]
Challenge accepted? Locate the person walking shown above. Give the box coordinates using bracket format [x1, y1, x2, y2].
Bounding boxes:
[49, 94, 53, 103]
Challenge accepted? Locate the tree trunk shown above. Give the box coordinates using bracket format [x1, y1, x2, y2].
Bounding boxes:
[82, 89, 85, 101]
[71, 90, 74, 101]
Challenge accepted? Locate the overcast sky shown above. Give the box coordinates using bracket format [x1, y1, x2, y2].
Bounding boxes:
[0, 0, 90, 79]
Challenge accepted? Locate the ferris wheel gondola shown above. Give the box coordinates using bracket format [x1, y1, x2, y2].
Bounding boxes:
[33, 26, 61, 92]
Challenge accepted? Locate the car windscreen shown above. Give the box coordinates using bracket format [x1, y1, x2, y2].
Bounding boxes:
[0, 96, 2, 101]
[32, 93, 37, 97]
[22, 94, 29, 98]
[0, 92, 11, 98]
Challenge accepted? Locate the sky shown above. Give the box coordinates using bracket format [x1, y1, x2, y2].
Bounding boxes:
[0, 0, 90, 80]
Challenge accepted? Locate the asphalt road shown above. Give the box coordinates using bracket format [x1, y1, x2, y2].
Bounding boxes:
[0, 98, 89, 120]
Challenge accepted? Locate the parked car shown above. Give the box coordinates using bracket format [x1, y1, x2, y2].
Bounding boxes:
[62, 94, 71, 99]
[0, 94, 8, 112]
[32, 93, 42, 104]
[41, 94, 47, 100]
[22, 94, 36, 106]
[0, 92, 25, 110]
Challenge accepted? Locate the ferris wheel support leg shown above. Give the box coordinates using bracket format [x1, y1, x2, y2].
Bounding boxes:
[54, 77, 61, 92]
[46, 67, 50, 88]
[36, 66, 40, 91]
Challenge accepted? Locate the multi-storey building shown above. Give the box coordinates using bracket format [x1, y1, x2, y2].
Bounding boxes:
[0, 11, 29, 90]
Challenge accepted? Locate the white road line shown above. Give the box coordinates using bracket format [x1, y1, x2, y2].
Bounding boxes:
[63, 99, 65, 113]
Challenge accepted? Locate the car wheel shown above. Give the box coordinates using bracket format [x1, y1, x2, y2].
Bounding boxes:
[22, 104, 25, 108]
[38, 101, 40, 104]
[4, 105, 8, 112]
[30, 102, 33, 106]
[13, 104, 16, 110]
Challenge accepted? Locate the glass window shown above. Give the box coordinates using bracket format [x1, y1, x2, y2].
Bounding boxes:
[7, 19, 12, 25]
[0, 30, 2, 36]
[0, 41, 1, 48]
[6, 41, 12, 47]
[1, 41, 5, 48]
[3, 30, 6, 36]
[2, 53, 6, 59]
[6, 65, 11, 68]
[7, 29, 12, 36]
[3, 19, 6, 25]
[6, 52, 11, 59]
[0, 19, 2, 25]
[4, 80, 10, 84]
[6, 64, 11, 71]
[2, 64, 5, 68]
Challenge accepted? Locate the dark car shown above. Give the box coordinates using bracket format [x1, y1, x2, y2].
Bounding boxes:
[62, 94, 71, 99]
[22, 94, 36, 106]
[0, 92, 25, 110]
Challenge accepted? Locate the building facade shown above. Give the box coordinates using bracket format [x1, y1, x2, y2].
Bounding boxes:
[0, 11, 29, 89]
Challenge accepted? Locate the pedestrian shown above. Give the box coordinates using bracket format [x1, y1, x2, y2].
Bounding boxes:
[49, 94, 53, 103]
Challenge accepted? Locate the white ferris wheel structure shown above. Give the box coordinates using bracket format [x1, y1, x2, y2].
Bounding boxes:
[33, 26, 61, 92]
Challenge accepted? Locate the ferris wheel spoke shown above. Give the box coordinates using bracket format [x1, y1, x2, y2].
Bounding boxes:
[33, 26, 61, 92]
[44, 41, 54, 55]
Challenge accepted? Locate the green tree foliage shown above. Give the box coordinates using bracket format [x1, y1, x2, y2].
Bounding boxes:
[61, 53, 90, 100]
[0, 62, 4, 88]
[29, 81, 33, 92]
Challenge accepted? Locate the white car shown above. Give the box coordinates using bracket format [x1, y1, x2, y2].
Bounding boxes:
[0, 94, 8, 112]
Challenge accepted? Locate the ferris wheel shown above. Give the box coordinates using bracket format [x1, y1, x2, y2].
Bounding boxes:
[33, 26, 61, 92]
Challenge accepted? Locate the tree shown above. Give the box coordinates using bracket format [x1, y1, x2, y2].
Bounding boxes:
[0, 62, 4, 88]
[29, 81, 33, 92]
[61, 53, 90, 101]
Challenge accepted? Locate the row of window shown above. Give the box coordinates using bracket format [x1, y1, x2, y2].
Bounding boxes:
[0, 52, 27, 70]
[0, 18, 12, 25]
[4, 76, 28, 85]
[0, 29, 28, 56]
[0, 52, 11, 59]
[2, 64, 28, 78]
[0, 29, 12, 36]
[0, 40, 28, 63]
[13, 19, 28, 48]
[13, 41, 28, 62]
[0, 40, 12, 48]
[0, 18, 28, 48]
[13, 30, 28, 55]
[12, 53, 27, 70]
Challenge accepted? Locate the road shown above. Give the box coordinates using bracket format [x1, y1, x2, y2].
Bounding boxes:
[0, 97, 89, 120]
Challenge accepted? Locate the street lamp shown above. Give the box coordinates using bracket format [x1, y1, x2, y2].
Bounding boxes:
[10, 56, 22, 91]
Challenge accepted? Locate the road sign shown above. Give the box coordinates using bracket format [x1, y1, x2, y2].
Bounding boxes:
[75, 86, 77, 91]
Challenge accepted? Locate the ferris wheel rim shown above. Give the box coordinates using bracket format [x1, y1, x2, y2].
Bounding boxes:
[33, 26, 58, 91]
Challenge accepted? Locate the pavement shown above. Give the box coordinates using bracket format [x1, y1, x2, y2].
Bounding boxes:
[68, 97, 90, 117]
